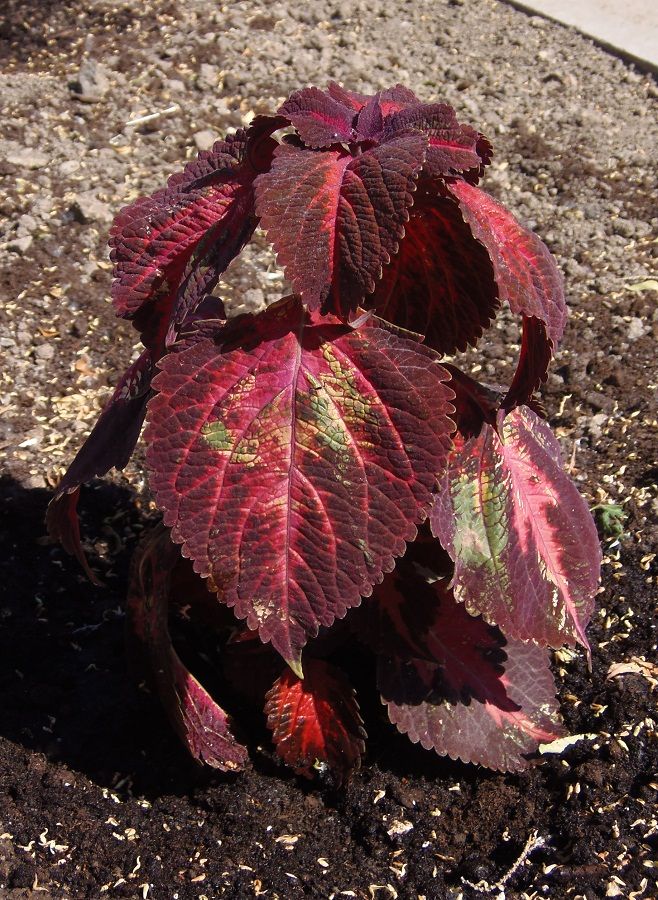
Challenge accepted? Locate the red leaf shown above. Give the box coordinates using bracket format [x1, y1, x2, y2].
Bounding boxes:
[355, 96, 384, 141]
[127, 526, 248, 771]
[447, 180, 566, 401]
[264, 659, 365, 781]
[110, 122, 277, 344]
[367, 571, 564, 770]
[431, 405, 601, 651]
[145, 297, 454, 669]
[110, 132, 248, 318]
[503, 317, 552, 410]
[46, 349, 154, 581]
[327, 82, 420, 116]
[254, 134, 427, 317]
[367, 198, 499, 354]
[278, 86, 356, 148]
[163, 221, 237, 347]
[384, 103, 485, 177]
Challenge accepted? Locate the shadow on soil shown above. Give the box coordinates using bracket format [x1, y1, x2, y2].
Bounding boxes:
[0, 474, 221, 797]
[0, 473, 491, 804]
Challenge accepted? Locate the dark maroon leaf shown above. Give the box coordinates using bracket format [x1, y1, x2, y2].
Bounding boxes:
[278, 86, 356, 148]
[45, 489, 98, 584]
[255, 134, 427, 316]
[503, 317, 552, 410]
[384, 103, 485, 177]
[384, 637, 565, 772]
[46, 349, 154, 581]
[367, 197, 499, 354]
[326, 82, 419, 115]
[264, 658, 366, 781]
[109, 124, 275, 345]
[442, 365, 500, 438]
[447, 181, 566, 342]
[127, 526, 247, 770]
[364, 571, 565, 770]
[431, 405, 601, 652]
[355, 96, 384, 141]
[447, 180, 566, 402]
[163, 215, 243, 347]
[145, 296, 454, 669]
[110, 132, 247, 317]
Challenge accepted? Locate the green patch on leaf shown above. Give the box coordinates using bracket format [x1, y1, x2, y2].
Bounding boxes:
[201, 419, 234, 452]
[452, 470, 509, 572]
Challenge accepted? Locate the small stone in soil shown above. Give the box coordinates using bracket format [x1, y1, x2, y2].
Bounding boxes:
[193, 130, 217, 152]
[627, 317, 645, 341]
[5, 150, 49, 170]
[70, 59, 111, 102]
[6, 236, 34, 254]
[68, 195, 113, 225]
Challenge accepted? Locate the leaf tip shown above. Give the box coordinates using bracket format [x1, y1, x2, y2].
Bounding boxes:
[286, 655, 305, 680]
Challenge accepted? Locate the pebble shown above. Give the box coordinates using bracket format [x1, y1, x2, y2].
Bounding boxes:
[7, 235, 33, 254]
[70, 59, 110, 102]
[243, 288, 266, 311]
[627, 317, 646, 341]
[6, 150, 49, 170]
[587, 413, 608, 440]
[69, 194, 113, 225]
[59, 160, 81, 176]
[193, 130, 217, 152]
[198, 63, 219, 87]
[18, 214, 38, 234]
[35, 343, 55, 360]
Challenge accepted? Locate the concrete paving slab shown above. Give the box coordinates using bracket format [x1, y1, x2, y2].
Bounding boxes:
[504, 0, 658, 72]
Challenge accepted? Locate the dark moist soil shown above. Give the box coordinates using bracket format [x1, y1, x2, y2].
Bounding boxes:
[1, 1, 657, 898]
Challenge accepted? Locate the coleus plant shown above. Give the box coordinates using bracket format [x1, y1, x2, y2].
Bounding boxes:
[48, 82, 602, 781]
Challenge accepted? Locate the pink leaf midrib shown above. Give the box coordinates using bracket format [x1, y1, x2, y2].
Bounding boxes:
[500, 412, 589, 646]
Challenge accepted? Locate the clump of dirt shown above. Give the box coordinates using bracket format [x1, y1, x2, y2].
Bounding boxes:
[1, 1, 656, 897]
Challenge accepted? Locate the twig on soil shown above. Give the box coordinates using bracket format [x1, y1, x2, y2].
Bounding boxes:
[109, 105, 180, 144]
[567, 438, 580, 474]
[124, 105, 179, 128]
[461, 830, 546, 897]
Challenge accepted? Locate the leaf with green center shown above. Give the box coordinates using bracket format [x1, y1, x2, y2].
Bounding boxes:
[264, 658, 366, 782]
[431, 405, 601, 652]
[360, 563, 565, 770]
[127, 525, 248, 771]
[145, 296, 454, 669]
[254, 134, 427, 317]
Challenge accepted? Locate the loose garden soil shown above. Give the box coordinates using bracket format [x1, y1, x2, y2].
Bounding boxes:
[0, 1, 656, 897]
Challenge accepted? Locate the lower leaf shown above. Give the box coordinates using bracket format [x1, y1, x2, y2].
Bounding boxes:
[264, 658, 366, 782]
[127, 525, 247, 771]
[431, 405, 601, 651]
[46, 349, 154, 581]
[383, 634, 565, 772]
[367, 570, 565, 771]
